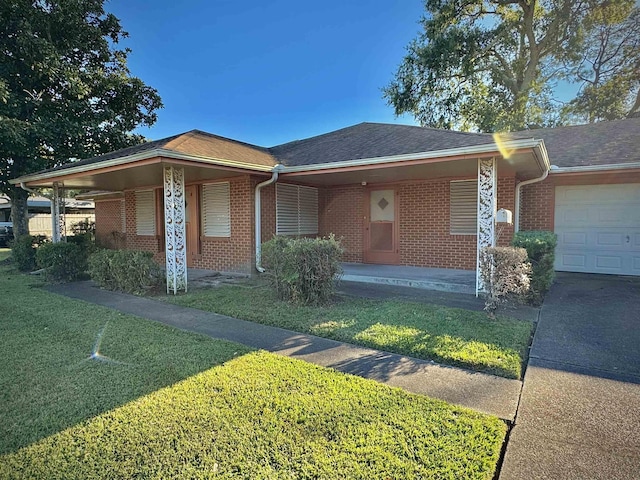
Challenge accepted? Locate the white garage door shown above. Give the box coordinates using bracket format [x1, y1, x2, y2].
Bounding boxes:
[554, 184, 640, 275]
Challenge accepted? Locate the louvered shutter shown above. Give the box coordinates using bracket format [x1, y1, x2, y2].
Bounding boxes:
[202, 182, 231, 237]
[135, 190, 156, 235]
[276, 184, 318, 235]
[298, 186, 318, 235]
[450, 180, 478, 235]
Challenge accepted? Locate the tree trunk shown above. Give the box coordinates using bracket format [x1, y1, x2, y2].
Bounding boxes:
[10, 186, 30, 238]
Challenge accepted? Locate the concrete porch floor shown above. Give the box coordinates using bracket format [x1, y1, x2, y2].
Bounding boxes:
[340, 263, 476, 295]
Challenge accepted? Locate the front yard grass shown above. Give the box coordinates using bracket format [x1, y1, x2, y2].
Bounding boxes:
[165, 284, 533, 379]
[0, 250, 506, 479]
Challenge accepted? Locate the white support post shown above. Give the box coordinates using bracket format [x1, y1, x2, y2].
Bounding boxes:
[163, 166, 188, 294]
[51, 182, 61, 243]
[476, 157, 497, 296]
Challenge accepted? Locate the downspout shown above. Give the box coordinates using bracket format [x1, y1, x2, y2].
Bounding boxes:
[19, 182, 36, 194]
[514, 166, 550, 232]
[255, 164, 283, 273]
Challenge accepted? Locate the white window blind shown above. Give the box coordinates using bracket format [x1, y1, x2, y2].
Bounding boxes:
[135, 190, 156, 235]
[276, 183, 318, 235]
[450, 180, 478, 235]
[201, 182, 231, 237]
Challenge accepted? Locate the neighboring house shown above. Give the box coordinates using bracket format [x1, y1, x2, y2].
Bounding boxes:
[10, 118, 639, 292]
[0, 195, 95, 237]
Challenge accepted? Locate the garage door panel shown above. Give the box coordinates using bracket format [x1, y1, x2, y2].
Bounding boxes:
[554, 184, 640, 276]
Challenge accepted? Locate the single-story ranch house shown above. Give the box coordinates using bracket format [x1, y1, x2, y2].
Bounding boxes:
[11, 118, 639, 292]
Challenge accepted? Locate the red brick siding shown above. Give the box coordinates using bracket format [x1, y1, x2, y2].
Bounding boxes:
[497, 177, 516, 246]
[259, 182, 276, 242]
[320, 177, 516, 270]
[124, 190, 162, 259]
[190, 176, 255, 274]
[319, 185, 365, 263]
[519, 180, 554, 231]
[94, 199, 126, 248]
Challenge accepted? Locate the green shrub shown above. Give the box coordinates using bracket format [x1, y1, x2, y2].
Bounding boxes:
[88, 249, 164, 294]
[512, 230, 557, 305]
[10, 235, 48, 271]
[67, 232, 98, 258]
[36, 242, 86, 282]
[479, 246, 531, 315]
[70, 218, 95, 237]
[262, 235, 343, 305]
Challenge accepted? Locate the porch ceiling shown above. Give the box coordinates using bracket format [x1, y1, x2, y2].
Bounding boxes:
[280, 150, 542, 186]
[22, 159, 265, 190]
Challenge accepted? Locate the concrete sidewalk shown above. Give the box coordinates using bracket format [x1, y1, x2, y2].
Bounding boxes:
[500, 273, 640, 479]
[47, 281, 522, 421]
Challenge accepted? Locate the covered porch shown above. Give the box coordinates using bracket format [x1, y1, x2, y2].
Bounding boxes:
[341, 263, 475, 295]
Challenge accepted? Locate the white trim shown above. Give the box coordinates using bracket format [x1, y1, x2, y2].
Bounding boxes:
[11, 139, 547, 185]
[550, 162, 640, 174]
[10, 148, 274, 185]
[281, 139, 545, 173]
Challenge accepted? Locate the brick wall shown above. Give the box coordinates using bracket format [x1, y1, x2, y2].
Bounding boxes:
[319, 185, 364, 262]
[191, 176, 255, 274]
[519, 179, 554, 231]
[123, 190, 162, 258]
[319, 177, 516, 270]
[94, 199, 126, 248]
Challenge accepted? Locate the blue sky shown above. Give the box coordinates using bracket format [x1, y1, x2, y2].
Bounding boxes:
[108, 0, 426, 146]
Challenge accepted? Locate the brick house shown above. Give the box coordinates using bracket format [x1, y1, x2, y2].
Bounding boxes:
[11, 118, 640, 292]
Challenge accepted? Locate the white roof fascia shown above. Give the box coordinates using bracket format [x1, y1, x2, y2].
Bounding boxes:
[10, 148, 274, 185]
[279, 138, 544, 173]
[550, 162, 640, 174]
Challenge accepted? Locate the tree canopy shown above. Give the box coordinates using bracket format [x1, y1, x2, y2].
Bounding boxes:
[383, 0, 639, 132]
[0, 0, 162, 236]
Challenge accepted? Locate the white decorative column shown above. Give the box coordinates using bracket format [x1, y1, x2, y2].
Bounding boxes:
[476, 157, 497, 295]
[51, 182, 63, 243]
[163, 166, 188, 294]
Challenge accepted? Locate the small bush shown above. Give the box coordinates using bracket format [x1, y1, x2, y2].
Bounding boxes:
[70, 218, 96, 237]
[479, 246, 531, 315]
[67, 232, 98, 258]
[512, 230, 557, 305]
[88, 249, 164, 294]
[10, 235, 48, 271]
[36, 242, 86, 282]
[262, 235, 343, 305]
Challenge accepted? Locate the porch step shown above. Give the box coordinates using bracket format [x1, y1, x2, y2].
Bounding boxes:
[340, 263, 475, 295]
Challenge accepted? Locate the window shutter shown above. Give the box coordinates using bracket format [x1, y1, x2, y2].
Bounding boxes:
[202, 182, 231, 237]
[450, 180, 478, 235]
[135, 190, 156, 235]
[298, 186, 318, 234]
[276, 184, 318, 235]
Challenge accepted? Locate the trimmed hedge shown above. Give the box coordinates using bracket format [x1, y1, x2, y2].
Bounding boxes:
[88, 249, 164, 294]
[10, 235, 48, 271]
[512, 230, 557, 305]
[36, 242, 87, 282]
[262, 235, 343, 305]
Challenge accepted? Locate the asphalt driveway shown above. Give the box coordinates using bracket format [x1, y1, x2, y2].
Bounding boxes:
[501, 273, 640, 479]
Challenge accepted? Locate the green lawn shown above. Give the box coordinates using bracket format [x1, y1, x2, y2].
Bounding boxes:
[165, 284, 533, 379]
[0, 249, 506, 479]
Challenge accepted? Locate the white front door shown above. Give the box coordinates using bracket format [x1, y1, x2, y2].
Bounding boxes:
[554, 184, 640, 275]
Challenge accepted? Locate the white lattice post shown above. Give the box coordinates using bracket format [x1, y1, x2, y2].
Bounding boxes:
[163, 166, 188, 294]
[51, 182, 61, 243]
[476, 157, 497, 296]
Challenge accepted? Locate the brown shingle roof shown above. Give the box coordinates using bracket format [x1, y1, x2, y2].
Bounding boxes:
[502, 118, 640, 168]
[268, 122, 494, 166]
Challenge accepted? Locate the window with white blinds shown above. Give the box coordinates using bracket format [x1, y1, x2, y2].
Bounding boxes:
[201, 182, 231, 237]
[450, 180, 478, 235]
[135, 190, 156, 235]
[276, 183, 318, 235]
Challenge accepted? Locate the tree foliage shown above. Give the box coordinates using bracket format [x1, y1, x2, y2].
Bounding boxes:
[384, 0, 637, 132]
[562, 0, 640, 122]
[0, 0, 162, 236]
